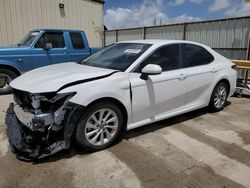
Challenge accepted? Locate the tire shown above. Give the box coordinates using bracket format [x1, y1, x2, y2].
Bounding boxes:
[76, 101, 124, 152]
[0, 69, 17, 94]
[209, 82, 229, 112]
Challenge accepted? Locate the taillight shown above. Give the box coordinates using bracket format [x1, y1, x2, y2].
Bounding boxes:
[231, 64, 237, 70]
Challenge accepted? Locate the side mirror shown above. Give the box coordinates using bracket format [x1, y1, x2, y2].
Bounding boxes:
[44, 43, 53, 50]
[141, 64, 162, 80]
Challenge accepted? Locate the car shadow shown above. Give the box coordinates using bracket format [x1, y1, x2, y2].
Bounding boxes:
[124, 100, 231, 139]
[124, 107, 208, 140]
[34, 101, 231, 164]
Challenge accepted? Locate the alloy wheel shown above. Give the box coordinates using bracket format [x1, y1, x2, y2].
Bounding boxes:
[214, 85, 227, 109]
[85, 108, 118, 146]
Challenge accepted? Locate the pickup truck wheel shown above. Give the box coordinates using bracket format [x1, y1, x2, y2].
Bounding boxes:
[76, 101, 123, 152]
[0, 69, 17, 94]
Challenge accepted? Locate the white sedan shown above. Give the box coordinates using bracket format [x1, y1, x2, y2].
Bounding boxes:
[6, 40, 236, 160]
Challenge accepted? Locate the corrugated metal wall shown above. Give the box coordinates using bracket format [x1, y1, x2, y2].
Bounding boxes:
[104, 17, 250, 60]
[104, 30, 116, 46]
[0, 0, 104, 47]
[118, 28, 144, 42]
[146, 24, 184, 40]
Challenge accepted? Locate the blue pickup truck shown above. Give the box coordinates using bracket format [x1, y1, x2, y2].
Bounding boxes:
[0, 29, 100, 94]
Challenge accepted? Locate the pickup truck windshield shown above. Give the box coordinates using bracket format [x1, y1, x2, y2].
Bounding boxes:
[18, 31, 40, 47]
[81, 43, 152, 71]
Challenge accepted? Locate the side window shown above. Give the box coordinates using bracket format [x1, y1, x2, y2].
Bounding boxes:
[35, 32, 65, 48]
[182, 44, 214, 68]
[135, 44, 181, 72]
[70, 32, 85, 49]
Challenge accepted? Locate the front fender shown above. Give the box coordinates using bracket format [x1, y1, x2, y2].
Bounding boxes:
[0, 60, 22, 74]
[58, 72, 132, 124]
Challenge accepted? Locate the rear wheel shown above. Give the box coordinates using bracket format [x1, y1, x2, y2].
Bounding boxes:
[0, 69, 17, 94]
[76, 101, 124, 152]
[209, 82, 228, 112]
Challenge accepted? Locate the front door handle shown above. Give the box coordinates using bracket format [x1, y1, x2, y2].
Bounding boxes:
[178, 74, 187, 80]
[63, 49, 69, 54]
[16, 58, 24, 63]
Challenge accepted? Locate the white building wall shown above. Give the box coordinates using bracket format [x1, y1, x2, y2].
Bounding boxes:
[0, 0, 104, 47]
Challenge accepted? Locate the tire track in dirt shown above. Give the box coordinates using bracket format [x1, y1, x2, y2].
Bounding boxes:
[175, 124, 250, 168]
[0, 151, 75, 188]
[64, 151, 141, 188]
[109, 137, 244, 188]
[164, 128, 250, 188]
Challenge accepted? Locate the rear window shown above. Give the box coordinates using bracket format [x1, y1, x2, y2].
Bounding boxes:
[182, 44, 214, 67]
[70, 32, 85, 49]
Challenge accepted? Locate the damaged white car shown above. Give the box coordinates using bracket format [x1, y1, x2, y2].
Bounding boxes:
[6, 40, 236, 160]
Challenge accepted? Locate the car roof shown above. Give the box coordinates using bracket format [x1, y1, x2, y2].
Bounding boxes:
[118, 39, 206, 47]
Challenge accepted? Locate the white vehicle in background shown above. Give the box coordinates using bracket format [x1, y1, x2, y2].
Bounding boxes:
[6, 40, 236, 160]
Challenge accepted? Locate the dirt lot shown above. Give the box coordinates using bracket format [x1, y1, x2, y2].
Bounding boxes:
[0, 95, 250, 188]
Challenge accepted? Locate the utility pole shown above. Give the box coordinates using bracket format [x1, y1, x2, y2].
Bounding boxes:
[160, 17, 163, 25]
[154, 16, 163, 26]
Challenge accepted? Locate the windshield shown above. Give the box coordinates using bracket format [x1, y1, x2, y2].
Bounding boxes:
[18, 31, 40, 47]
[81, 43, 152, 71]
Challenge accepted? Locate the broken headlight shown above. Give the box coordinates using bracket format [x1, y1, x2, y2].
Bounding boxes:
[13, 91, 76, 132]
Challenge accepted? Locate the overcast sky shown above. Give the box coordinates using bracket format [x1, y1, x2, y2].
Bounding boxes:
[104, 0, 250, 29]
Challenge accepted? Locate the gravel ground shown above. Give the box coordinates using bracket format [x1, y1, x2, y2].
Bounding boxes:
[0, 95, 250, 188]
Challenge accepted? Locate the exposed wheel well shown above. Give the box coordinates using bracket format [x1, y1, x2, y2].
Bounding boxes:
[86, 97, 128, 130]
[0, 65, 21, 76]
[218, 79, 230, 95]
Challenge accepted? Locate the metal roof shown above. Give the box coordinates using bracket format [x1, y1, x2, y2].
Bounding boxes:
[91, 0, 105, 4]
[33, 29, 85, 32]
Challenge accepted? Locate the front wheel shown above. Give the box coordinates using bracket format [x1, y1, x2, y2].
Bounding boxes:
[76, 101, 124, 152]
[209, 82, 228, 112]
[0, 69, 17, 94]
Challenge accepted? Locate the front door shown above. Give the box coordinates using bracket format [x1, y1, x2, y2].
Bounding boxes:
[31, 32, 70, 69]
[129, 44, 188, 126]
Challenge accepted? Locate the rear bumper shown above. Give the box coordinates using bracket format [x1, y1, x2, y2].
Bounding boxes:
[228, 71, 237, 97]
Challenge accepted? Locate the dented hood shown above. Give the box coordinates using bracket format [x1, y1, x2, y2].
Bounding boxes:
[10, 62, 116, 93]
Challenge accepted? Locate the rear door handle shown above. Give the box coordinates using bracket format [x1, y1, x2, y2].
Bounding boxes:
[178, 74, 187, 80]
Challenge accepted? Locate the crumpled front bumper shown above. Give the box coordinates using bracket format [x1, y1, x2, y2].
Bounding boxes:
[5, 103, 75, 161]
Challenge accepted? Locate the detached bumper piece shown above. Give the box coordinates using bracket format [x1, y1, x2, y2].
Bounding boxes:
[5, 103, 68, 161]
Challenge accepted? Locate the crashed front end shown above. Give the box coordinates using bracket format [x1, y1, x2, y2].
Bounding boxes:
[5, 89, 83, 161]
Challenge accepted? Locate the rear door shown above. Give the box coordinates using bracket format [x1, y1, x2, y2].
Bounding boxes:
[31, 32, 71, 68]
[68, 32, 91, 62]
[130, 44, 188, 124]
[181, 43, 216, 107]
